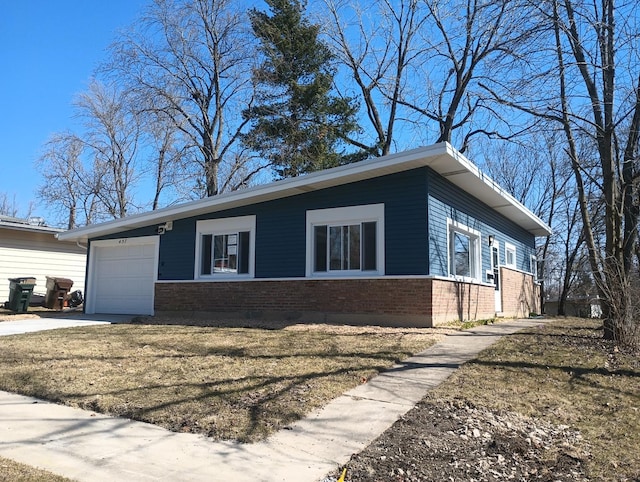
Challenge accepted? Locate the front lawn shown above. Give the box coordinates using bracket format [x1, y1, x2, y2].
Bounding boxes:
[0, 318, 449, 442]
[0, 456, 72, 482]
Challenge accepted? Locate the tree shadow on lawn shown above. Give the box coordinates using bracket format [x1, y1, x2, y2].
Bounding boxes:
[464, 320, 640, 399]
[470, 358, 639, 394]
[70, 363, 389, 443]
[1, 330, 419, 443]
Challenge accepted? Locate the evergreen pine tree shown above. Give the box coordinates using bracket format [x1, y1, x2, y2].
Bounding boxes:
[243, 0, 360, 178]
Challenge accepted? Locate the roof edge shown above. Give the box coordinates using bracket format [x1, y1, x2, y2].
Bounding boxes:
[57, 142, 551, 242]
[0, 221, 65, 235]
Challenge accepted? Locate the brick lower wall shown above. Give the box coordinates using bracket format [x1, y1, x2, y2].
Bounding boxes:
[430, 278, 495, 325]
[155, 277, 500, 327]
[156, 278, 434, 326]
[500, 268, 541, 317]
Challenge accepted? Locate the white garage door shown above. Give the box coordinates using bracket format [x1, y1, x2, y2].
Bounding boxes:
[88, 237, 159, 315]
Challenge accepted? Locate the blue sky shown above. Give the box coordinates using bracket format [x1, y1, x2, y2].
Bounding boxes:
[0, 1, 147, 218]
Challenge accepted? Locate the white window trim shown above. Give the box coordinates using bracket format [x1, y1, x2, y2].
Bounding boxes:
[306, 204, 385, 277]
[505, 242, 517, 268]
[530, 254, 538, 279]
[194, 215, 256, 280]
[447, 218, 482, 282]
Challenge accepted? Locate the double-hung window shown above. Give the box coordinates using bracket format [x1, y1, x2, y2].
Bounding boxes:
[307, 204, 384, 276]
[448, 219, 481, 281]
[195, 216, 255, 279]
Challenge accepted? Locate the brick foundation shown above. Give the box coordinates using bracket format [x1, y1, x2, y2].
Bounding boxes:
[499, 268, 541, 317]
[154, 277, 500, 327]
[429, 278, 495, 325]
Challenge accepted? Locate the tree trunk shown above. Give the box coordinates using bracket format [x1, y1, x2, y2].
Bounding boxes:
[67, 204, 76, 231]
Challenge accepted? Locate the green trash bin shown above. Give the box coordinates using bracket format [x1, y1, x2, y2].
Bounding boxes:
[8, 277, 37, 313]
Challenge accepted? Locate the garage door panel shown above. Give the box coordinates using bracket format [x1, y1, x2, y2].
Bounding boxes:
[90, 238, 158, 315]
[99, 244, 153, 260]
[97, 258, 155, 278]
[96, 276, 151, 298]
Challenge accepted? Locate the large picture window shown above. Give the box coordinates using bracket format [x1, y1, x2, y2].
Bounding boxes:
[313, 221, 377, 272]
[306, 204, 384, 276]
[448, 219, 481, 281]
[195, 216, 255, 279]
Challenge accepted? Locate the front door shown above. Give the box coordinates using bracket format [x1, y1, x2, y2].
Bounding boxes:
[491, 243, 502, 313]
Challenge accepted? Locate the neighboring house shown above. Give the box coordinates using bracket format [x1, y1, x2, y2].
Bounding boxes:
[0, 216, 86, 303]
[545, 297, 603, 318]
[58, 142, 551, 326]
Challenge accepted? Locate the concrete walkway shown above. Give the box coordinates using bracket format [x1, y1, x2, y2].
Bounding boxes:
[0, 318, 546, 482]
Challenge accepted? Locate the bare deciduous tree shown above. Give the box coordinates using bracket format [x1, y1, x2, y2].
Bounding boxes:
[142, 110, 190, 210]
[405, 0, 538, 151]
[486, 0, 640, 345]
[0, 193, 32, 219]
[325, 0, 539, 154]
[75, 80, 141, 219]
[324, 0, 427, 156]
[550, 0, 640, 345]
[37, 132, 90, 229]
[106, 0, 258, 197]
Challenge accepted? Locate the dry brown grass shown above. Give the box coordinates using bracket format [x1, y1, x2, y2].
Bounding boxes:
[430, 317, 640, 481]
[0, 318, 449, 443]
[3, 316, 637, 480]
[0, 456, 72, 482]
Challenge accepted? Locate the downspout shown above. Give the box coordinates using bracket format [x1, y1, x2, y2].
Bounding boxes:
[77, 240, 89, 313]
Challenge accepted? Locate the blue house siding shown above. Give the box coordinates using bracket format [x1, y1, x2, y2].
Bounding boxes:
[93, 168, 430, 281]
[90, 166, 536, 283]
[427, 168, 536, 278]
[158, 218, 197, 279]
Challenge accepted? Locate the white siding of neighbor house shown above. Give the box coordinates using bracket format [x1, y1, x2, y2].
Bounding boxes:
[0, 228, 86, 303]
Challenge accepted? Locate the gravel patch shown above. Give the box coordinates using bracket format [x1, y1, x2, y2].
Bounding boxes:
[331, 396, 590, 481]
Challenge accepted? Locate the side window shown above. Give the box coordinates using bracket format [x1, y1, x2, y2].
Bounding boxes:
[448, 219, 481, 281]
[505, 242, 516, 268]
[195, 216, 255, 279]
[306, 204, 384, 277]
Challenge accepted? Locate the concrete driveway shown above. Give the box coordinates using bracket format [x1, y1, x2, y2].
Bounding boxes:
[0, 313, 133, 336]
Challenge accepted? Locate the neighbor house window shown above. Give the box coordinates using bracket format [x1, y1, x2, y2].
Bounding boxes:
[306, 204, 384, 276]
[448, 219, 481, 280]
[505, 242, 516, 268]
[195, 216, 255, 279]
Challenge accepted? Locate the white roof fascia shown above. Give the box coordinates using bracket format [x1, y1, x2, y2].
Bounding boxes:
[442, 144, 552, 237]
[0, 221, 65, 235]
[57, 142, 552, 242]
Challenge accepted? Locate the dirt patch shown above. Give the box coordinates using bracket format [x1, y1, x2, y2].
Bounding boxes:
[334, 397, 589, 481]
